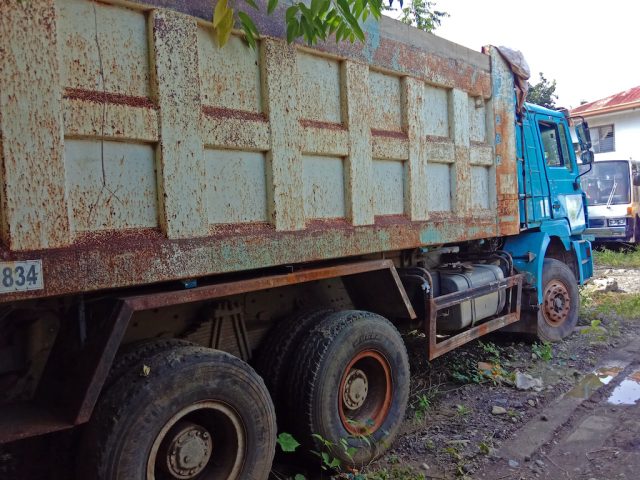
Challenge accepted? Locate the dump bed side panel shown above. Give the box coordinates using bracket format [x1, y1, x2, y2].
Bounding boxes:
[0, 0, 518, 302]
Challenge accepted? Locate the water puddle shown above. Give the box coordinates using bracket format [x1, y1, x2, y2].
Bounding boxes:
[607, 369, 640, 405]
[566, 363, 625, 400]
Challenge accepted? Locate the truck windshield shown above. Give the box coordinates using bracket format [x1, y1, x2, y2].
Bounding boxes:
[579, 161, 631, 205]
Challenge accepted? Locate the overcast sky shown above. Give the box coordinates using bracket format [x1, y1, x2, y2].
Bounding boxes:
[389, 0, 639, 109]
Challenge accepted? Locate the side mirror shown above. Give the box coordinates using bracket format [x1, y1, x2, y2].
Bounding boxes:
[580, 150, 594, 164]
[573, 117, 592, 151]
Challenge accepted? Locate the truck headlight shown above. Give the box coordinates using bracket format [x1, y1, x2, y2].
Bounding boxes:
[608, 218, 627, 226]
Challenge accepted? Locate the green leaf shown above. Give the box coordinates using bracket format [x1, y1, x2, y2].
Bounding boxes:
[286, 5, 299, 22]
[294, 475, 307, 480]
[243, 0, 259, 10]
[276, 432, 300, 452]
[213, 0, 229, 28]
[268, 0, 279, 14]
[216, 7, 234, 47]
[286, 18, 299, 43]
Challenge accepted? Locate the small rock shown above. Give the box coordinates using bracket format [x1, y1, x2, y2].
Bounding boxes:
[515, 371, 544, 391]
[528, 399, 536, 407]
[492, 406, 507, 415]
[535, 459, 546, 468]
[524, 455, 531, 462]
[420, 463, 430, 470]
[592, 277, 619, 292]
[508, 459, 520, 468]
[540, 415, 548, 421]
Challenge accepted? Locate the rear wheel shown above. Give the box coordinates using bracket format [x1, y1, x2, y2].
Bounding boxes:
[288, 310, 409, 466]
[78, 346, 276, 480]
[537, 258, 579, 342]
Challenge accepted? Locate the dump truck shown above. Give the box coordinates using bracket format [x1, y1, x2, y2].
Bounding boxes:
[0, 0, 595, 478]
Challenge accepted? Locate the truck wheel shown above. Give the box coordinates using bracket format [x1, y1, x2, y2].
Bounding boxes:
[288, 310, 409, 466]
[78, 346, 276, 480]
[104, 337, 195, 391]
[253, 308, 333, 414]
[537, 258, 579, 342]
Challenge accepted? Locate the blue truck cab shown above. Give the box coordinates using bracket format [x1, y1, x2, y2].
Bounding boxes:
[503, 103, 594, 340]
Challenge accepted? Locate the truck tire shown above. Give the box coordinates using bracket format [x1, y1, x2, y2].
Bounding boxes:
[77, 346, 276, 480]
[537, 258, 579, 342]
[287, 310, 409, 466]
[104, 337, 195, 391]
[253, 308, 333, 414]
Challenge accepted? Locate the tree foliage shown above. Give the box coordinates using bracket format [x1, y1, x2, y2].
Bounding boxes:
[527, 72, 558, 109]
[212, 0, 446, 49]
[396, 0, 448, 33]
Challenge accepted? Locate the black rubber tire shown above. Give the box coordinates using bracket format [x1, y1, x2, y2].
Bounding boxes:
[77, 346, 276, 480]
[104, 337, 195, 391]
[537, 258, 579, 342]
[287, 310, 409, 466]
[253, 308, 333, 414]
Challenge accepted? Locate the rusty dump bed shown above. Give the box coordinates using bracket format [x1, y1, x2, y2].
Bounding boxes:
[0, 0, 519, 303]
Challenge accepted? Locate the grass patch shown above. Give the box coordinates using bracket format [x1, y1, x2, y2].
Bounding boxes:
[593, 247, 640, 268]
[581, 291, 640, 320]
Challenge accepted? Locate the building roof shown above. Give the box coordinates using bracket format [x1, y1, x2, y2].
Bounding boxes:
[570, 85, 640, 117]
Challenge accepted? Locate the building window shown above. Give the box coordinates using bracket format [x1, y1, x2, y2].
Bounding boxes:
[592, 124, 615, 153]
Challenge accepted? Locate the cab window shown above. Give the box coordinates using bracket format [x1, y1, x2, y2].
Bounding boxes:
[539, 121, 571, 170]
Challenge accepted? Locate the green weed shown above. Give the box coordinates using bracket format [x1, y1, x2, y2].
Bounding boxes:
[593, 247, 640, 268]
[532, 341, 553, 361]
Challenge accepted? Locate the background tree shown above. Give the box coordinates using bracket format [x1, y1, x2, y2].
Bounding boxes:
[396, 0, 448, 33]
[527, 72, 558, 109]
[213, 0, 447, 49]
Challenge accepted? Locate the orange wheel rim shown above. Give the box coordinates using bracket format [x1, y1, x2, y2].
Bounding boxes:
[338, 350, 392, 435]
[542, 280, 571, 326]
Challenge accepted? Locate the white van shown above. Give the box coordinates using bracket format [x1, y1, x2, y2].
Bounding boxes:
[581, 159, 640, 242]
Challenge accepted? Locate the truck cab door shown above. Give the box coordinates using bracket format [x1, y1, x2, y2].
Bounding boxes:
[535, 114, 586, 234]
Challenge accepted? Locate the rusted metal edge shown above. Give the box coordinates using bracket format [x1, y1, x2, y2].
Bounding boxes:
[63, 87, 157, 109]
[124, 259, 401, 310]
[202, 105, 268, 123]
[427, 274, 523, 360]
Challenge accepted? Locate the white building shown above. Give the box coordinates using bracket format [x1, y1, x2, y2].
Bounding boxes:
[570, 85, 640, 161]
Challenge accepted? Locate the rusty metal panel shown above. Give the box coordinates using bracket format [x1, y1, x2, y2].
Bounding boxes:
[403, 77, 429, 221]
[297, 52, 342, 124]
[149, 8, 208, 239]
[372, 159, 405, 216]
[65, 139, 158, 232]
[426, 163, 452, 212]
[205, 149, 268, 224]
[58, 0, 150, 98]
[261, 38, 304, 231]
[368, 70, 402, 132]
[0, 0, 521, 302]
[485, 45, 519, 235]
[198, 29, 262, 113]
[0, 0, 71, 251]
[422, 85, 450, 138]
[303, 155, 346, 219]
[342, 61, 374, 226]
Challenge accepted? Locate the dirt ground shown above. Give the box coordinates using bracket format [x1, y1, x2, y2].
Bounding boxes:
[358, 264, 640, 480]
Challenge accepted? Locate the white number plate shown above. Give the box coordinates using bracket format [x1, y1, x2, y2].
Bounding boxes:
[0, 260, 44, 293]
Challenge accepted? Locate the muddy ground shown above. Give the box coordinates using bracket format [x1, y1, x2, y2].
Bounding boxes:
[357, 265, 640, 479]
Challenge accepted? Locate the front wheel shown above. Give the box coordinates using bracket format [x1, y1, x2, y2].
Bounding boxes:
[78, 345, 276, 480]
[537, 258, 579, 342]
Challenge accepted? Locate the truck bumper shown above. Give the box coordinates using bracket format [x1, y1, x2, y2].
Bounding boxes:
[585, 225, 634, 242]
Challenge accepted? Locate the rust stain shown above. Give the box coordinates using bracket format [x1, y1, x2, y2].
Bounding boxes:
[371, 129, 408, 140]
[64, 87, 156, 109]
[299, 119, 346, 131]
[202, 106, 267, 123]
